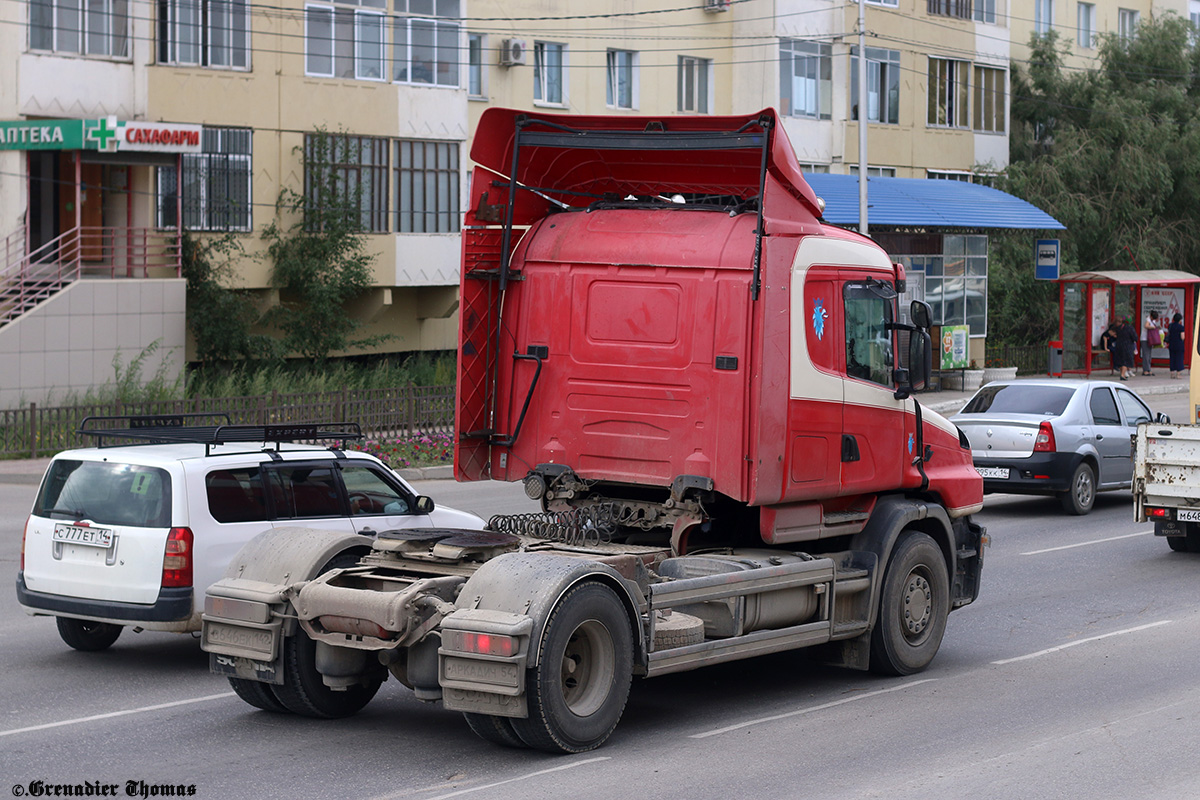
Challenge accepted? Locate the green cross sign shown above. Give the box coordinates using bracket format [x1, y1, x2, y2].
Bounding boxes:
[86, 117, 121, 151]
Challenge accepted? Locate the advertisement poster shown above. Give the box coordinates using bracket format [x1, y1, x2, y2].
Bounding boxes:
[1091, 287, 1110, 346]
[1141, 287, 1184, 325]
[940, 325, 970, 370]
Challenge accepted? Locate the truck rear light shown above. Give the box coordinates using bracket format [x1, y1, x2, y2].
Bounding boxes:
[1146, 507, 1170, 518]
[161, 527, 193, 588]
[1033, 422, 1056, 453]
[443, 629, 515, 657]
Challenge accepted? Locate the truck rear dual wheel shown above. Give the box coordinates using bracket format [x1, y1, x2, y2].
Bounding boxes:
[510, 582, 633, 754]
[869, 531, 950, 676]
[228, 678, 290, 714]
[271, 551, 383, 719]
[464, 713, 527, 748]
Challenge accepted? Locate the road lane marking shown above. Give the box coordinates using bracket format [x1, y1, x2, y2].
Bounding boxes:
[372, 757, 611, 800]
[0, 692, 235, 738]
[991, 620, 1173, 665]
[689, 679, 937, 739]
[1021, 530, 1151, 555]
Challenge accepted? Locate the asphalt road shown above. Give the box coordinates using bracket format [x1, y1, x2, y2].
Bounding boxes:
[1, 391, 1196, 800]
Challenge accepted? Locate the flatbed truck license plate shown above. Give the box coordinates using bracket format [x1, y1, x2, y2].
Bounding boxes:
[52, 523, 114, 548]
[975, 466, 1009, 480]
[1177, 509, 1200, 522]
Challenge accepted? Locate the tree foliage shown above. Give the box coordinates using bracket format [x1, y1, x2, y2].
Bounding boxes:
[990, 17, 1200, 343]
[181, 232, 279, 363]
[260, 130, 389, 362]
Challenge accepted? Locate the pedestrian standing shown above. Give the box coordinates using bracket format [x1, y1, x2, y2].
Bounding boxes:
[1168, 312, 1186, 378]
[1142, 309, 1160, 376]
[1116, 317, 1138, 380]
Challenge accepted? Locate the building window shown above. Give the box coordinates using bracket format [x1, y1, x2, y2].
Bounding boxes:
[848, 165, 897, 177]
[927, 0, 971, 20]
[534, 42, 566, 105]
[1191, 2, 1200, 46]
[305, 133, 389, 232]
[973, 66, 1005, 133]
[678, 56, 710, 113]
[393, 0, 460, 86]
[851, 47, 900, 125]
[305, 3, 387, 79]
[799, 163, 830, 173]
[927, 169, 973, 181]
[1035, 0, 1053, 35]
[927, 57, 968, 129]
[30, 0, 129, 56]
[974, 0, 996, 23]
[157, 127, 252, 232]
[867, 0, 898, 7]
[1077, 3, 1095, 48]
[395, 140, 460, 233]
[157, 0, 249, 68]
[780, 39, 831, 119]
[1119, 8, 1140, 40]
[606, 49, 636, 109]
[467, 32, 485, 98]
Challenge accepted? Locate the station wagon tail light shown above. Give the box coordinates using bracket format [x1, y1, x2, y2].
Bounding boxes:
[20, 516, 29, 572]
[161, 527, 193, 588]
[1033, 421, 1056, 453]
[442, 630, 515, 657]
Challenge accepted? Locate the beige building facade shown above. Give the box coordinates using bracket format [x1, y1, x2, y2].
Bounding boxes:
[1, 0, 1185, 403]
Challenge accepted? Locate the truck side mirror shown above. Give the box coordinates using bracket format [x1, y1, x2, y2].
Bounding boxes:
[907, 330, 932, 392]
[910, 300, 933, 330]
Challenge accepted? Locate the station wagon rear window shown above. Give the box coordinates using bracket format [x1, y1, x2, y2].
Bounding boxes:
[35, 460, 172, 528]
[962, 385, 1076, 416]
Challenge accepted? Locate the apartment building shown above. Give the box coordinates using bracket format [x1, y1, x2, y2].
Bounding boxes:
[1011, 0, 1192, 73]
[0, 0, 1119, 403]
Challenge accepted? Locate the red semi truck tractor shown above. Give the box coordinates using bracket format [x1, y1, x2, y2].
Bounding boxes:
[201, 108, 986, 754]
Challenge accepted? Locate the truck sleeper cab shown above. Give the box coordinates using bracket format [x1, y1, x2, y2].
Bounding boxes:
[202, 109, 985, 753]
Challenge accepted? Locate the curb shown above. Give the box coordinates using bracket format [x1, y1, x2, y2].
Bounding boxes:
[396, 465, 455, 481]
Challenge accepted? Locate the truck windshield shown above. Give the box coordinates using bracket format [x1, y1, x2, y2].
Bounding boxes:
[961, 385, 1075, 415]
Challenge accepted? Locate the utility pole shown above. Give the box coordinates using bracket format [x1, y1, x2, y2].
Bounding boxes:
[857, 0, 869, 235]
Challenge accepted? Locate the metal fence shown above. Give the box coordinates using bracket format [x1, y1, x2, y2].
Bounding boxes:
[0, 385, 455, 459]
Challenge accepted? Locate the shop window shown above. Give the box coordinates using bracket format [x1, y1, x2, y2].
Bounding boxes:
[30, 0, 129, 57]
[535, 42, 567, 105]
[851, 47, 900, 125]
[393, 0, 460, 86]
[305, 133, 389, 233]
[606, 49, 637, 109]
[157, 0, 249, 68]
[157, 126, 253, 232]
[678, 56, 710, 113]
[780, 39, 831, 119]
[395, 140, 460, 233]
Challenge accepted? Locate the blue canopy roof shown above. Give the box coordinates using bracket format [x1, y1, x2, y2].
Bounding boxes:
[801, 174, 1065, 231]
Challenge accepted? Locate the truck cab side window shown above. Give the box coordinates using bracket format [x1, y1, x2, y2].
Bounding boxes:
[844, 283, 894, 386]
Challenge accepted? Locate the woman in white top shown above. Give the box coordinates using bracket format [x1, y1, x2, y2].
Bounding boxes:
[1142, 309, 1160, 376]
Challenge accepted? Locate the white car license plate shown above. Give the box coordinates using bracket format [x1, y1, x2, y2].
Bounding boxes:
[975, 466, 1010, 480]
[52, 523, 114, 548]
[1178, 509, 1200, 522]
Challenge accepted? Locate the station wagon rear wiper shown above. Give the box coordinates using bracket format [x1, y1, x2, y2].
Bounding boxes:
[47, 507, 86, 519]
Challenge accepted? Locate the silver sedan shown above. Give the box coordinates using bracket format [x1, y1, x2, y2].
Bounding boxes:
[949, 379, 1164, 515]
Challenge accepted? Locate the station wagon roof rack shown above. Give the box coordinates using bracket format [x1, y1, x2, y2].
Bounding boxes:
[78, 414, 363, 453]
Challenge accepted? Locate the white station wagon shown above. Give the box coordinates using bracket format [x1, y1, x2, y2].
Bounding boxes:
[17, 415, 484, 651]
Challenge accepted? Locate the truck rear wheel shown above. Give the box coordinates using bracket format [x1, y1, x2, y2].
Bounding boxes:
[511, 581, 633, 754]
[869, 531, 949, 676]
[272, 551, 383, 719]
[56, 618, 122, 651]
[228, 678, 291, 713]
[464, 713, 528, 748]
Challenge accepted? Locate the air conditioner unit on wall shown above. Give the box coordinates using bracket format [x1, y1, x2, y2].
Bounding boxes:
[704, 0, 729, 12]
[500, 39, 527, 66]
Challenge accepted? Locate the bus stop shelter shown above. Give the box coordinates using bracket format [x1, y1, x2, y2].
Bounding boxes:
[1055, 270, 1200, 374]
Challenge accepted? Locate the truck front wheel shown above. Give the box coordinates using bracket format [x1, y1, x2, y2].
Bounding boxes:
[869, 531, 949, 676]
[511, 581, 633, 754]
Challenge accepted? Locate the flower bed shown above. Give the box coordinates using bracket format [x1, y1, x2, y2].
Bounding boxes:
[352, 431, 454, 469]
